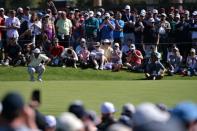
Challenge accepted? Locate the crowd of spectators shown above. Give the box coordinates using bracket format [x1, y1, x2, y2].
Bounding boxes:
[0, 0, 197, 79]
[0, 91, 197, 131]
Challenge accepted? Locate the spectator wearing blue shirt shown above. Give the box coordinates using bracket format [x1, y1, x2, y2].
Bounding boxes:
[114, 12, 124, 47]
[99, 13, 115, 42]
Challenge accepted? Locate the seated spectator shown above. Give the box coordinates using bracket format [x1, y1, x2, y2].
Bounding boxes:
[109, 43, 122, 71]
[97, 102, 117, 131]
[78, 45, 90, 68]
[90, 42, 105, 70]
[45, 115, 57, 131]
[3, 37, 25, 66]
[61, 47, 78, 68]
[125, 44, 143, 71]
[145, 52, 165, 80]
[121, 39, 133, 63]
[166, 46, 183, 75]
[101, 39, 113, 62]
[75, 38, 87, 56]
[186, 48, 197, 76]
[50, 38, 64, 66]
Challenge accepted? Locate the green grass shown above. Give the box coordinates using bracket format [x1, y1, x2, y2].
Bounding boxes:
[0, 66, 197, 116]
[0, 81, 197, 116]
[0, 66, 197, 81]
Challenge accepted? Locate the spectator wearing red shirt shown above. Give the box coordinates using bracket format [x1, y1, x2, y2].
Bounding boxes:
[50, 38, 64, 66]
[125, 44, 143, 71]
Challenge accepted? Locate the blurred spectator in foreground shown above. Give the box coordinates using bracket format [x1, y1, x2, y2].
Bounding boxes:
[45, 115, 57, 131]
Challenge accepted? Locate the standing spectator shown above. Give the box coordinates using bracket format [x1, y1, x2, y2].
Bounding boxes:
[145, 52, 165, 80]
[186, 48, 197, 76]
[50, 38, 64, 66]
[84, 11, 99, 48]
[90, 42, 105, 70]
[22, 7, 31, 22]
[99, 13, 115, 42]
[143, 18, 159, 57]
[158, 13, 171, 62]
[122, 5, 136, 44]
[113, 12, 124, 47]
[56, 11, 72, 48]
[27, 48, 51, 81]
[97, 102, 117, 131]
[125, 44, 143, 71]
[152, 9, 160, 24]
[61, 47, 78, 68]
[46, 0, 57, 16]
[134, 12, 145, 51]
[175, 15, 191, 59]
[0, 9, 6, 64]
[191, 11, 197, 50]
[42, 14, 55, 42]
[5, 10, 20, 40]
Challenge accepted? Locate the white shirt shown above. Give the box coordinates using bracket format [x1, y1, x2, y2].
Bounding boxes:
[61, 48, 78, 61]
[5, 17, 20, 38]
[28, 54, 49, 67]
[28, 21, 42, 35]
[90, 48, 104, 59]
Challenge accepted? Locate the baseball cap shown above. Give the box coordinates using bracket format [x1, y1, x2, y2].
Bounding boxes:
[68, 100, 86, 119]
[96, 11, 101, 16]
[171, 101, 197, 123]
[185, 10, 190, 15]
[89, 11, 94, 17]
[1, 92, 25, 119]
[100, 102, 116, 114]
[130, 44, 136, 50]
[80, 38, 86, 43]
[190, 48, 196, 53]
[161, 13, 167, 17]
[140, 12, 146, 17]
[114, 43, 119, 47]
[133, 103, 170, 126]
[94, 42, 101, 47]
[192, 11, 197, 16]
[141, 9, 146, 14]
[33, 48, 41, 54]
[122, 103, 136, 115]
[152, 9, 158, 14]
[125, 5, 131, 10]
[175, 14, 180, 18]
[0, 8, 4, 11]
[105, 12, 110, 18]
[149, 18, 155, 23]
[44, 14, 50, 18]
[103, 39, 110, 43]
[45, 115, 57, 128]
[57, 112, 84, 131]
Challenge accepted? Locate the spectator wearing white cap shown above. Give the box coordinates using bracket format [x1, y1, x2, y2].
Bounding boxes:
[97, 102, 117, 131]
[99, 12, 115, 42]
[122, 5, 136, 45]
[110, 43, 122, 71]
[186, 48, 197, 76]
[101, 39, 113, 62]
[125, 44, 143, 71]
[90, 42, 105, 70]
[84, 11, 99, 46]
[166, 46, 183, 75]
[27, 48, 51, 81]
[152, 9, 160, 24]
[0, 8, 8, 20]
[45, 115, 57, 131]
